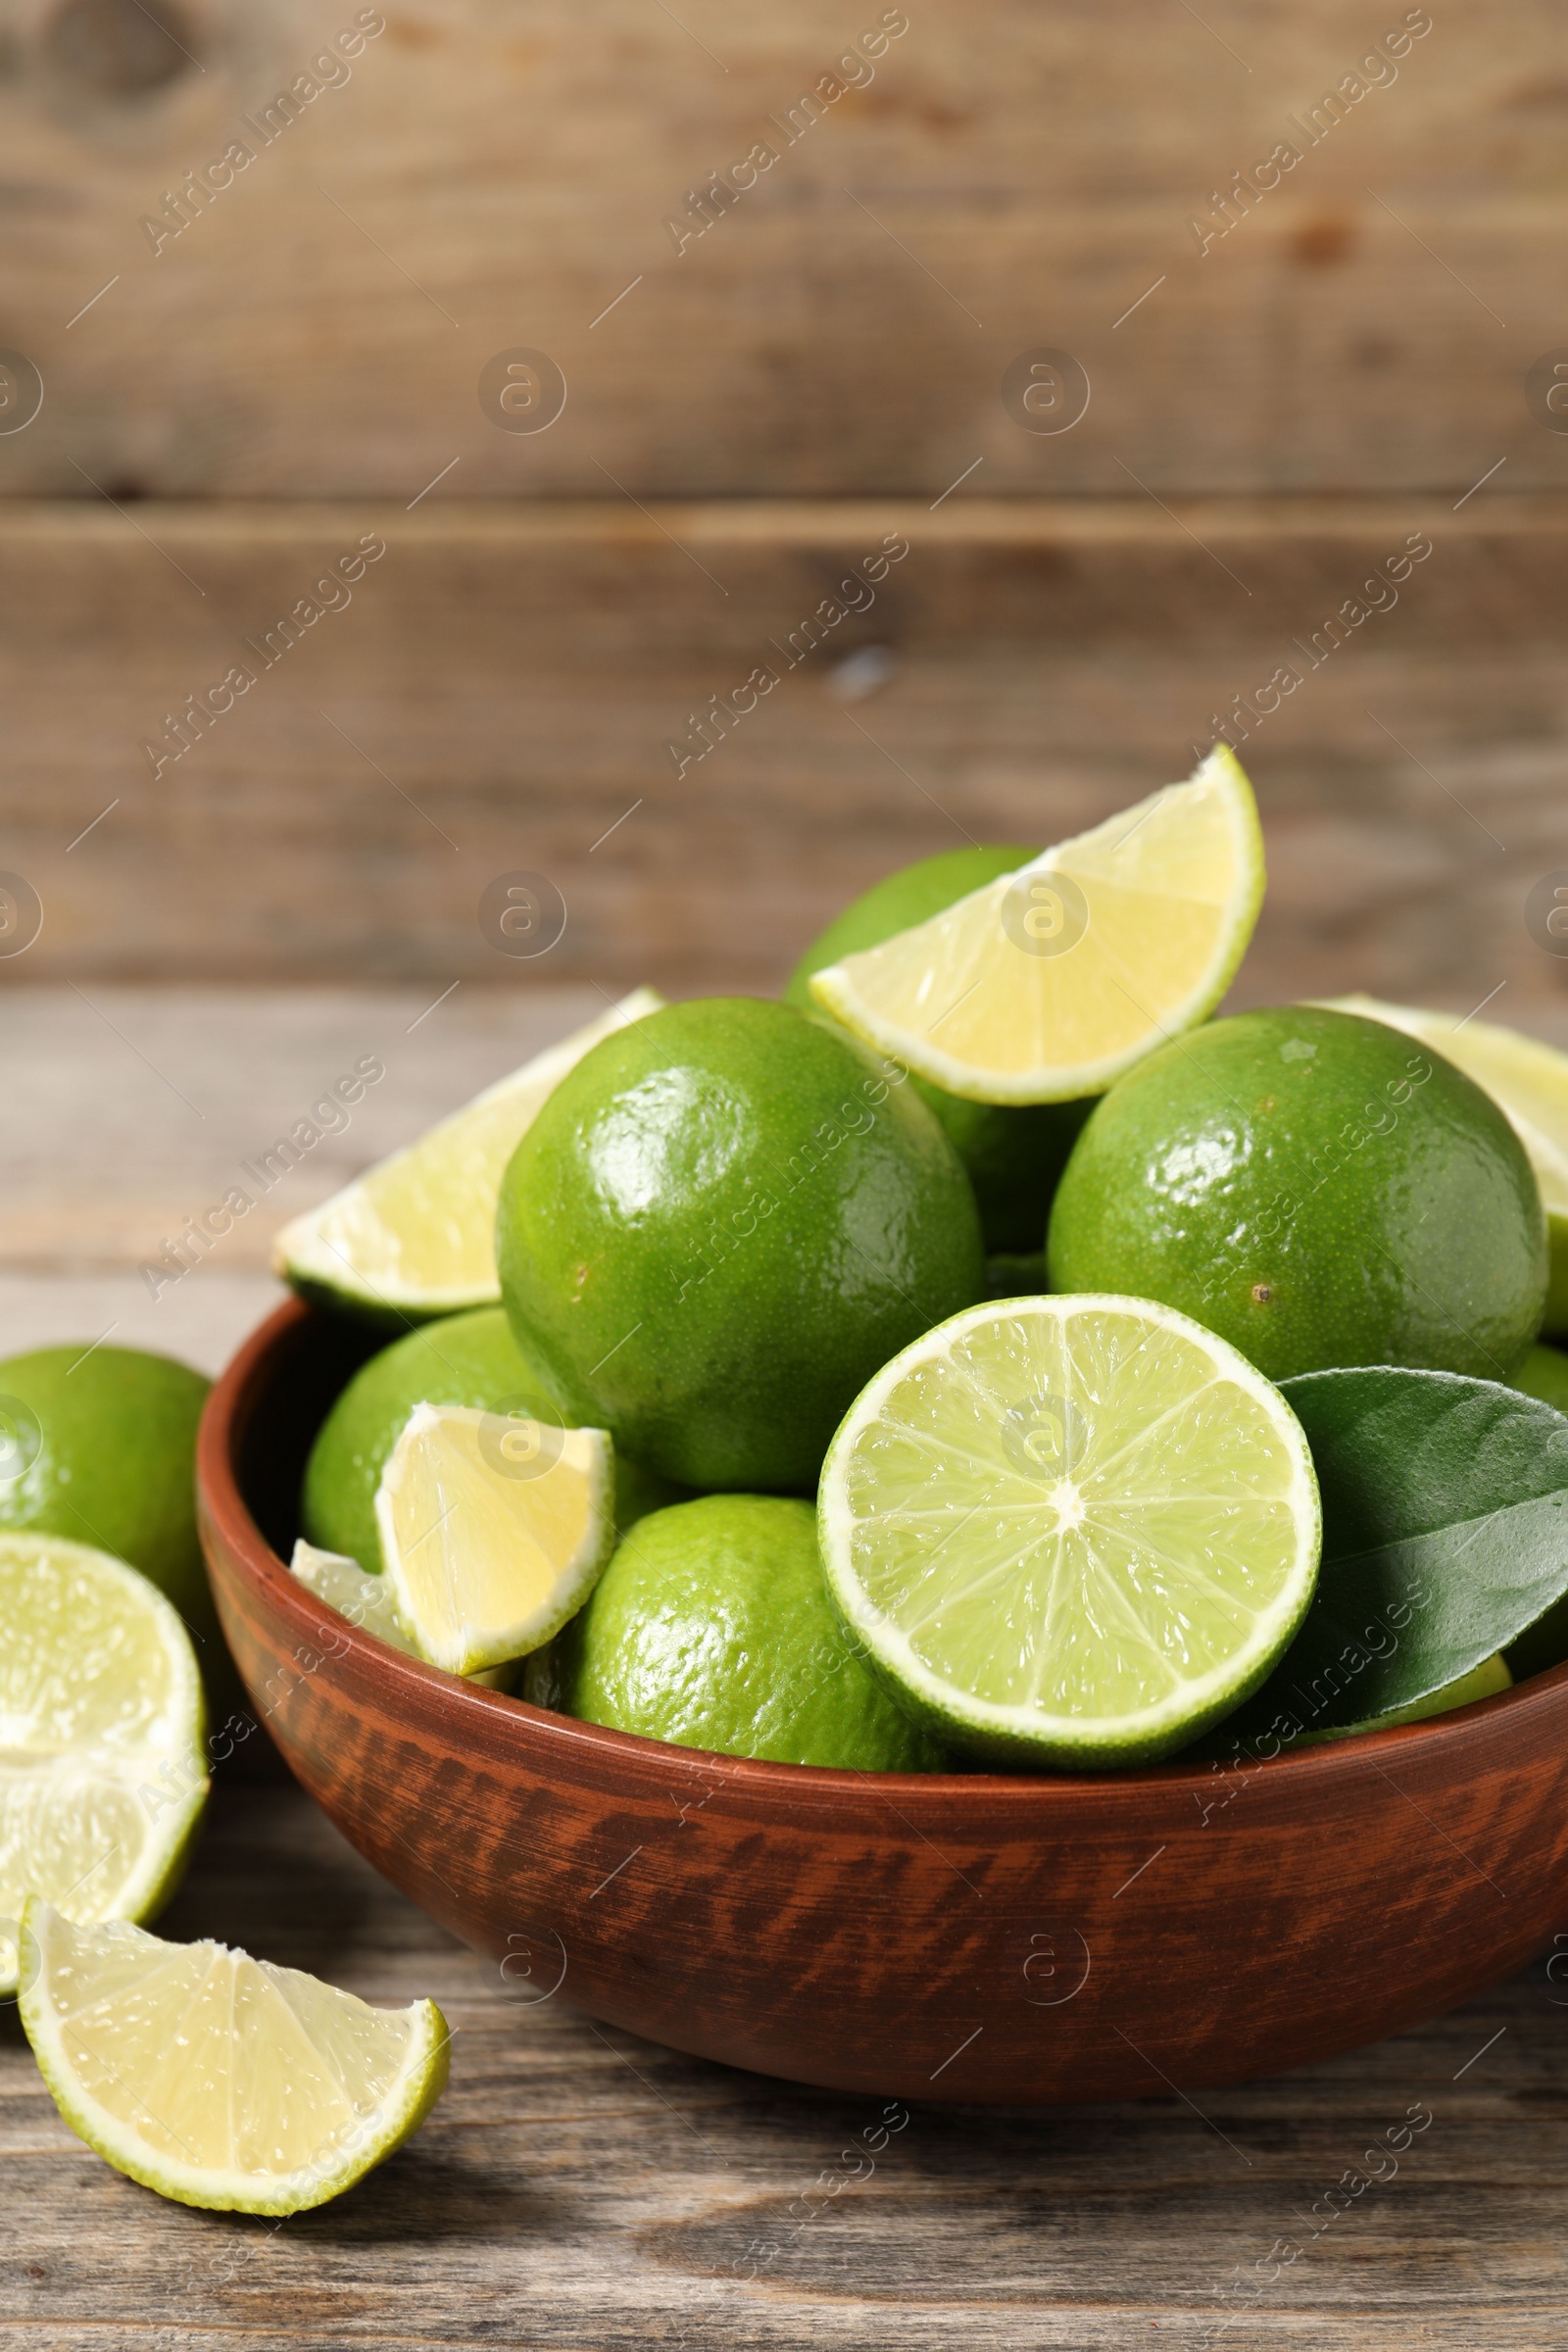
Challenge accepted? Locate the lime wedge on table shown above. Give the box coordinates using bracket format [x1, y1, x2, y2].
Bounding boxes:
[20, 1899, 449, 2214]
[0, 1535, 207, 1996]
[377, 1403, 614, 1676]
[808, 748, 1263, 1104]
[1321, 995, 1568, 1335]
[817, 1295, 1320, 1767]
[274, 988, 664, 1325]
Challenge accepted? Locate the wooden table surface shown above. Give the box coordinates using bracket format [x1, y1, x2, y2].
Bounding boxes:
[5, 985, 1568, 2352]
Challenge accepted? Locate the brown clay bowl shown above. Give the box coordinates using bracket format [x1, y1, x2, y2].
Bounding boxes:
[197, 1296, 1568, 2105]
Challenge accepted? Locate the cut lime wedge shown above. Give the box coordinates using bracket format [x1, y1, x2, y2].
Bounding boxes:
[1320, 995, 1568, 1334]
[0, 1534, 207, 1997]
[818, 1294, 1320, 1767]
[376, 1403, 614, 1676]
[287, 1538, 514, 1690]
[808, 749, 1263, 1104]
[274, 988, 664, 1325]
[290, 1537, 425, 1651]
[20, 1898, 449, 2214]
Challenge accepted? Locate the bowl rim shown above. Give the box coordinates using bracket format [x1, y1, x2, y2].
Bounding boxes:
[198, 1293, 1559, 1806]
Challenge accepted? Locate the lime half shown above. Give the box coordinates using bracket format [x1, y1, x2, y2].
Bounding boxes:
[377, 1403, 614, 1675]
[20, 1899, 449, 2214]
[275, 988, 663, 1325]
[808, 748, 1263, 1104]
[818, 1295, 1320, 1767]
[1321, 995, 1568, 1335]
[0, 1534, 207, 1996]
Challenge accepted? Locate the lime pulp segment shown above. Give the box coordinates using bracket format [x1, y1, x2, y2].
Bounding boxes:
[819, 1295, 1321, 1766]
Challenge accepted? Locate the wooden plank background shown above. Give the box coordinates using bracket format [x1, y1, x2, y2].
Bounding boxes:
[0, 0, 1565, 995]
[2, 496, 1568, 1006]
[0, 0, 1563, 499]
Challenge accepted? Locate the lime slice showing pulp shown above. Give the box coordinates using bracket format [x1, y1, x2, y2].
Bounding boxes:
[818, 1294, 1320, 1767]
[0, 1534, 207, 1996]
[21, 1899, 449, 2214]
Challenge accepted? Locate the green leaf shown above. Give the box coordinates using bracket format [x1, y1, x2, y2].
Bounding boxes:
[1219, 1367, 1568, 1746]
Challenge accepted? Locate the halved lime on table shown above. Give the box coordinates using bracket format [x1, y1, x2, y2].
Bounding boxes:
[818, 1295, 1320, 1767]
[21, 1901, 449, 2215]
[275, 988, 663, 1325]
[0, 1534, 207, 1995]
[1323, 994, 1568, 1336]
[808, 746, 1263, 1103]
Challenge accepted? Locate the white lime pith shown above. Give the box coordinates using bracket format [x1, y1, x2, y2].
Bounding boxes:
[0, 1534, 207, 1996]
[274, 987, 664, 1321]
[376, 1402, 614, 1676]
[20, 1899, 450, 2215]
[808, 748, 1264, 1104]
[818, 1294, 1321, 1768]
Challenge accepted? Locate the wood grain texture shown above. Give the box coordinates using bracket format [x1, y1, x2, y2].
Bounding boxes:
[0, 0, 1564, 498]
[5, 496, 1568, 1013]
[5, 1779, 1568, 2348]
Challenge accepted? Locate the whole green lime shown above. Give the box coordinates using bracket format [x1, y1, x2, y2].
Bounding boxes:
[497, 997, 984, 1491]
[302, 1306, 680, 1574]
[537, 1494, 945, 1769]
[0, 1344, 219, 1662]
[785, 846, 1092, 1250]
[1048, 1005, 1545, 1384]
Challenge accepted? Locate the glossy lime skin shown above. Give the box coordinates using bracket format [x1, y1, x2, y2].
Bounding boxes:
[1048, 1005, 1546, 1385]
[302, 1307, 679, 1574]
[497, 997, 985, 1491]
[543, 1494, 945, 1769]
[785, 846, 1092, 1250]
[0, 1345, 220, 1670]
